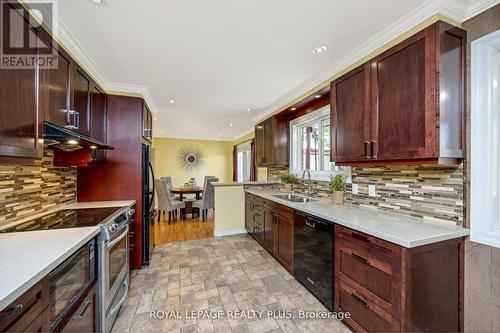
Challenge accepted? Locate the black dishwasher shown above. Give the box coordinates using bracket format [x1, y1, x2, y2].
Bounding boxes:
[294, 211, 334, 311]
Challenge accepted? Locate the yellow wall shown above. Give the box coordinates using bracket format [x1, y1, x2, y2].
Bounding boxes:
[152, 138, 233, 187]
[214, 186, 246, 235]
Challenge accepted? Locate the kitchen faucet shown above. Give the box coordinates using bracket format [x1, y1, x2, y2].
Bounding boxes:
[301, 169, 312, 197]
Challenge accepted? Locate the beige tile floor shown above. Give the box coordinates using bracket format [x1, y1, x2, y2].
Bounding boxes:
[112, 234, 351, 333]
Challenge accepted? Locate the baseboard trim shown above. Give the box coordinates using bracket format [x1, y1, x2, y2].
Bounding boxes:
[214, 228, 248, 237]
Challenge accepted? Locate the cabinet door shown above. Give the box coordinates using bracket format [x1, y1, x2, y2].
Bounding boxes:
[61, 284, 97, 333]
[331, 64, 371, 162]
[263, 118, 274, 165]
[255, 122, 266, 166]
[0, 60, 41, 162]
[71, 66, 91, 136]
[0, 5, 42, 163]
[263, 205, 274, 252]
[42, 45, 71, 128]
[370, 26, 437, 160]
[274, 210, 294, 272]
[90, 84, 106, 161]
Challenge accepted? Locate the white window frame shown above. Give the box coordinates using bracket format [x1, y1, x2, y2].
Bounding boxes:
[471, 29, 500, 248]
[289, 106, 351, 181]
[236, 142, 251, 182]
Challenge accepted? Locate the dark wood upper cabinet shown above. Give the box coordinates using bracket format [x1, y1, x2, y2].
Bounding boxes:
[0, 60, 42, 164]
[90, 84, 106, 162]
[41, 44, 71, 129]
[0, 3, 42, 164]
[255, 115, 288, 167]
[142, 102, 152, 141]
[331, 21, 465, 165]
[370, 26, 435, 161]
[71, 66, 91, 136]
[331, 63, 371, 163]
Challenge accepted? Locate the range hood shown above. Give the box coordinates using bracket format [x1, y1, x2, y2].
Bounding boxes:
[43, 122, 113, 152]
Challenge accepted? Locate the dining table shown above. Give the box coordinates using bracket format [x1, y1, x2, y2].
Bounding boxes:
[171, 187, 204, 201]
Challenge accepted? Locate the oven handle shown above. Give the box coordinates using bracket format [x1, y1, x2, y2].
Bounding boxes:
[109, 279, 129, 316]
[107, 226, 129, 249]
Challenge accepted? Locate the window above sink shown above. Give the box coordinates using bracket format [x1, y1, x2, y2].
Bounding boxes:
[289, 105, 351, 181]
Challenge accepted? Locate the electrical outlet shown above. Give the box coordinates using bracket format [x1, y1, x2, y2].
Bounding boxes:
[352, 184, 359, 195]
[368, 184, 376, 197]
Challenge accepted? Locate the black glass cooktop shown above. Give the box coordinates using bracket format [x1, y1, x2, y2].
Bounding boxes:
[0, 207, 121, 233]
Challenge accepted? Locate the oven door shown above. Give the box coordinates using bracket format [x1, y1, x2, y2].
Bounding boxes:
[103, 225, 129, 312]
[49, 241, 94, 330]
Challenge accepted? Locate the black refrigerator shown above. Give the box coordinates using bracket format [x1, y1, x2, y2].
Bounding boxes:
[142, 143, 156, 265]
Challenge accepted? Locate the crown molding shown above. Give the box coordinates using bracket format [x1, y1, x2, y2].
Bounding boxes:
[253, 0, 499, 123]
[104, 82, 157, 112]
[231, 127, 255, 142]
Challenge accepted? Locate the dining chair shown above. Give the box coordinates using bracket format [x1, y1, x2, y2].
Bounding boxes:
[163, 176, 181, 201]
[200, 176, 215, 198]
[193, 178, 218, 222]
[155, 179, 185, 224]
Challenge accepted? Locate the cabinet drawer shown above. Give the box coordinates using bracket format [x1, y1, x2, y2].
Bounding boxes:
[0, 277, 49, 332]
[335, 225, 402, 316]
[336, 225, 398, 255]
[337, 237, 394, 301]
[337, 279, 399, 333]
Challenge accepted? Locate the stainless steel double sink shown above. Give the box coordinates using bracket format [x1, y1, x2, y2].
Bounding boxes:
[272, 194, 317, 203]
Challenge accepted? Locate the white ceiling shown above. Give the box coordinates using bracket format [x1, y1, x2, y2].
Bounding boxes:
[54, 0, 496, 141]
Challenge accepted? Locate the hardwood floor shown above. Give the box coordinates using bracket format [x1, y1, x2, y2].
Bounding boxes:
[152, 210, 214, 245]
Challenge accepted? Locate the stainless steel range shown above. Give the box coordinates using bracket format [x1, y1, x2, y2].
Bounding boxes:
[0, 204, 134, 333]
[97, 207, 134, 333]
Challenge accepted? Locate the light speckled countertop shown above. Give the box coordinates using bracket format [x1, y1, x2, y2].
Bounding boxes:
[245, 188, 469, 248]
[213, 181, 275, 187]
[0, 227, 100, 311]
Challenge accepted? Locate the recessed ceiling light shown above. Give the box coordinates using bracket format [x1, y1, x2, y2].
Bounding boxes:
[154, 117, 157, 120]
[89, 0, 104, 5]
[160, 130, 164, 134]
[312, 46, 327, 55]
[247, 108, 252, 112]
[314, 94, 321, 98]
[229, 123, 233, 127]
[170, 100, 174, 104]
[291, 107, 297, 111]
[89, 145, 97, 149]
[217, 134, 221, 137]
[67, 140, 78, 145]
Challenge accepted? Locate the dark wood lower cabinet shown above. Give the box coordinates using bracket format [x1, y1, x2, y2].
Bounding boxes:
[0, 277, 49, 333]
[245, 195, 294, 273]
[335, 225, 464, 332]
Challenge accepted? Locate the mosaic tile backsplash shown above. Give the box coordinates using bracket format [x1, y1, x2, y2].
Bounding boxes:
[268, 163, 465, 226]
[0, 150, 76, 227]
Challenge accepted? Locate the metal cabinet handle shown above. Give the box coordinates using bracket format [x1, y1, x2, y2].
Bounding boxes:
[364, 141, 370, 159]
[351, 231, 371, 243]
[351, 252, 370, 265]
[71, 300, 92, 320]
[351, 291, 369, 307]
[370, 140, 377, 158]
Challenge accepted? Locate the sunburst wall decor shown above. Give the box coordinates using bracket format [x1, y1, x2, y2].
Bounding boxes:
[177, 146, 204, 170]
